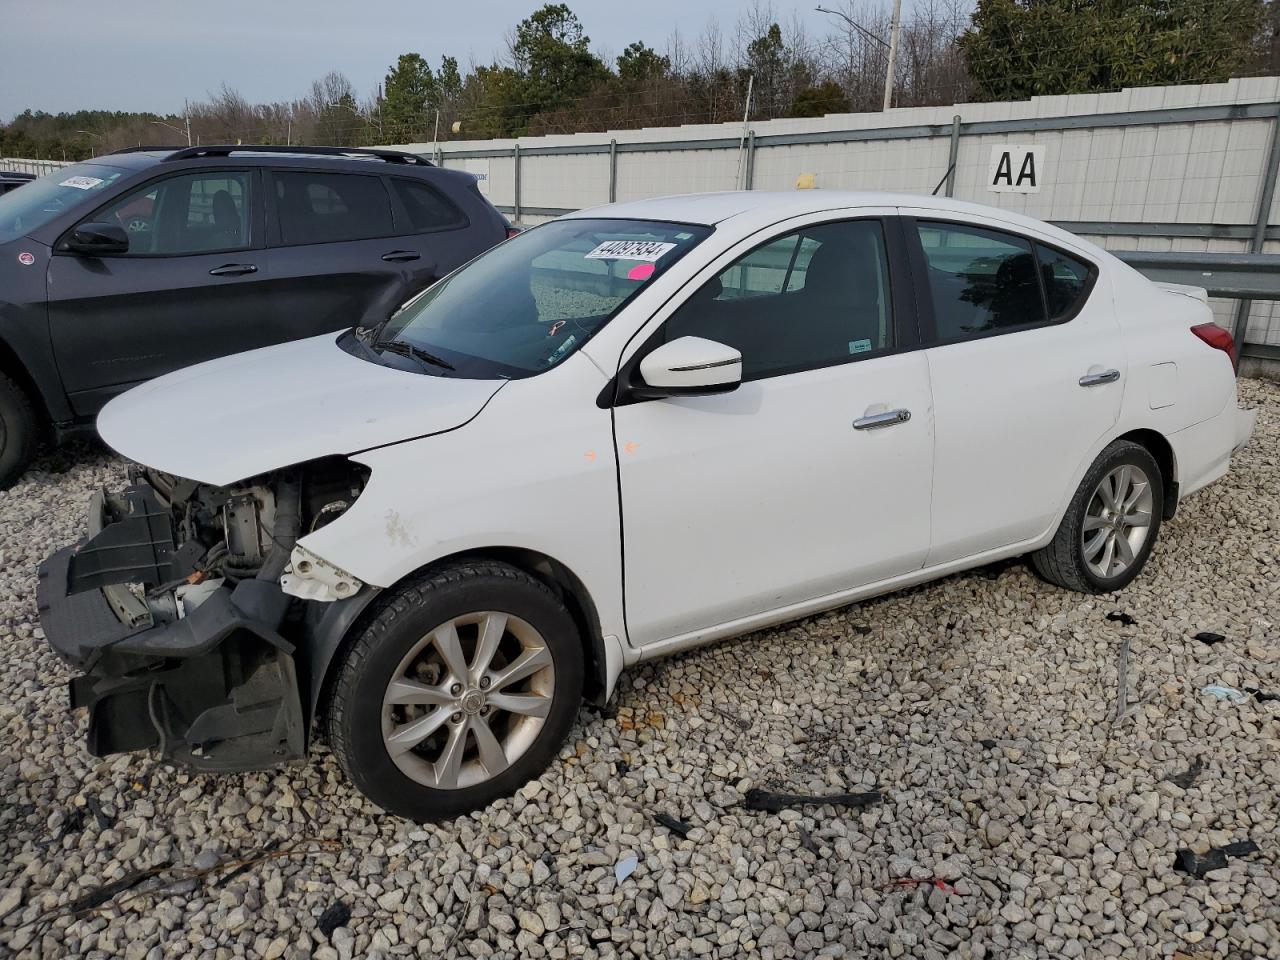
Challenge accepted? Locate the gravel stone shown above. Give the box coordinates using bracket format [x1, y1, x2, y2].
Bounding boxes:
[1, 380, 1278, 958]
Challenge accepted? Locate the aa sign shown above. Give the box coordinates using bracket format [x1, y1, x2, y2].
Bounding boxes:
[987, 144, 1045, 193]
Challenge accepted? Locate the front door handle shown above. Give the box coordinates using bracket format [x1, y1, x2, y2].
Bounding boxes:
[1079, 368, 1120, 387]
[209, 263, 258, 277]
[853, 408, 911, 431]
[382, 250, 421, 262]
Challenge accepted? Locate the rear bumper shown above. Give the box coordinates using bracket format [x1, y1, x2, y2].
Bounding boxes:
[36, 487, 307, 773]
[1169, 402, 1257, 501]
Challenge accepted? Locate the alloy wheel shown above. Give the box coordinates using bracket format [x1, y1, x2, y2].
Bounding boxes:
[380, 611, 555, 790]
[1081, 464, 1154, 579]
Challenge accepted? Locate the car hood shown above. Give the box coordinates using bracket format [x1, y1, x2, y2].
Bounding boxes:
[97, 333, 505, 486]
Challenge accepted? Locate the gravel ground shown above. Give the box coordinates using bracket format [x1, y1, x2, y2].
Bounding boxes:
[1, 379, 1277, 960]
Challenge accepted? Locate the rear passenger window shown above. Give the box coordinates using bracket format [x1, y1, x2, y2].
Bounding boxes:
[1036, 243, 1092, 319]
[917, 221, 1043, 342]
[391, 179, 466, 232]
[273, 172, 392, 245]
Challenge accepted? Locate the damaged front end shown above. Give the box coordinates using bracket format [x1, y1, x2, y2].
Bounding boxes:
[37, 460, 370, 772]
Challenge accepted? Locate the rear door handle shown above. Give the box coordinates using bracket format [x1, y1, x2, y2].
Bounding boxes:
[209, 263, 258, 277]
[853, 408, 911, 430]
[1079, 368, 1120, 387]
[382, 250, 421, 262]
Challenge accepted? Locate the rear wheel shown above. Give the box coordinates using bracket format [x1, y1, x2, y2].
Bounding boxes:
[326, 561, 583, 820]
[0, 371, 40, 490]
[1032, 440, 1164, 593]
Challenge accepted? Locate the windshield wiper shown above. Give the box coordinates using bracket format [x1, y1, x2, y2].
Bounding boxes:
[372, 339, 456, 372]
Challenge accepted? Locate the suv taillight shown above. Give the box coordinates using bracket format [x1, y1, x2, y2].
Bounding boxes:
[1190, 322, 1237, 368]
[505, 226, 522, 240]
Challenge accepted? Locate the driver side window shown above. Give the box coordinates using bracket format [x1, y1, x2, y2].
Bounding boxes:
[663, 219, 893, 381]
[92, 171, 253, 255]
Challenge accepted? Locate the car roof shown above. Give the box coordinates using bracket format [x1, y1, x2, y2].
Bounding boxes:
[80, 147, 444, 176]
[564, 190, 1110, 261]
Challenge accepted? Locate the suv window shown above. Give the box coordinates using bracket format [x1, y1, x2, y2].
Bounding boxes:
[92, 171, 252, 255]
[391, 178, 466, 232]
[663, 219, 893, 381]
[274, 171, 392, 245]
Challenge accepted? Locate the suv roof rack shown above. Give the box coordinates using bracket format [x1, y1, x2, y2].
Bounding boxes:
[153, 145, 434, 165]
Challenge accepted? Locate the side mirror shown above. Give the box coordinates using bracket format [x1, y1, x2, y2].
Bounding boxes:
[636, 336, 742, 397]
[65, 222, 129, 256]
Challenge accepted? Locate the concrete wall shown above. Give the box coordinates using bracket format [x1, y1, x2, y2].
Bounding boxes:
[389, 76, 1280, 351]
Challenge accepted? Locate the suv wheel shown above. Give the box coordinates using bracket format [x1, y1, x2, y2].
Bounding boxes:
[0, 372, 40, 490]
[326, 561, 583, 820]
[1032, 440, 1164, 593]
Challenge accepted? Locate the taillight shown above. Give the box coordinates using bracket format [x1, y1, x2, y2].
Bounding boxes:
[1190, 322, 1237, 368]
[505, 226, 522, 240]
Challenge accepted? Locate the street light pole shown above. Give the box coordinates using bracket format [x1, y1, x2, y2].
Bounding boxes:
[815, 4, 899, 111]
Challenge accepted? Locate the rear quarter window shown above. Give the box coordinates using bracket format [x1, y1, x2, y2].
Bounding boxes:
[391, 178, 467, 232]
[273, 171, 393, 245]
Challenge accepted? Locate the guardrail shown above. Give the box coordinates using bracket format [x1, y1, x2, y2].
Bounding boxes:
[0, 157, 72, 176]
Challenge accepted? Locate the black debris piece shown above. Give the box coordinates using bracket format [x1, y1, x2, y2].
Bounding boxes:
[1173, 840, 1260, 878]
[798, 827, 821, 855]
[852, 625, 873, 636]
[217, 839, 284, 887]
[654, 813, 692, 838]
[1194, 632, 1227, 646]
[712, 706, 750, 730]
[1166, 760, 1204, 790]
[615, 759, 630, 776]
[743, 788, 882, 813]
[1244, 687, 1279, 704]
[67, 864, 168, 915]
[317, 900, 352, 938]
[980, 739, 997, 750]
[1106, 612, 1138, 627]
[56, 806, 87, 842]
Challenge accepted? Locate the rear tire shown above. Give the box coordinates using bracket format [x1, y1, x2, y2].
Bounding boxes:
[326, 561, 583, 820]
[1032, 440, 1164, 594]
[0, 371, 40, 490]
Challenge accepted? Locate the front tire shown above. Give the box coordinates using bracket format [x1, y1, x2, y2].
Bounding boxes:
[326, 561, 583, 820]
[1032, 440, 1164, 594]
[0, 371, 41, 490]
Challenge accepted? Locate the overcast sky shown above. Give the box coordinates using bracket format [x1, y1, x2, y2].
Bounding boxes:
[0, 0, 855, 119]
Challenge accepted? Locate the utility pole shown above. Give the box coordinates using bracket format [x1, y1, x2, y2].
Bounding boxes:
[883, 0, 902, 111]
[184, 99, 192, 146]
[432, 108, 440, 162]
[736, 74, 754, 190]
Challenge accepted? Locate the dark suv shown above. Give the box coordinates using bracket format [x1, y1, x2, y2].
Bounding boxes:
[0, 145, 513, 486]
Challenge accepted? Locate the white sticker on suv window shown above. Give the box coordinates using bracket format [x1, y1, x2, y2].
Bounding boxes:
[585, 240, 676, 262]
[59, 175, 104, 190]
[849, 338, 874, 354]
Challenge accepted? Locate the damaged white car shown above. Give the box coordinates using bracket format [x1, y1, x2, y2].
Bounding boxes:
[38, 192, 1255, 819]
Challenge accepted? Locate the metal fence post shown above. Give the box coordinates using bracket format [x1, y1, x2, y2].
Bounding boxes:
[945, 115, 961, 197]
[513, 142, 522, 222]
[745, 131, 756, 190]
[609, 138, 617, 203]
[1232, 110, 1280, 356]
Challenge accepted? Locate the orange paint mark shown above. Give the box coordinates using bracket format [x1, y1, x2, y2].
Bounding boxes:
[583, 450, 597, 462]
[624, 441, 639, 454]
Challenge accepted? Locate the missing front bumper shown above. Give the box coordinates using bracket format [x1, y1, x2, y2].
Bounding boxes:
[36, 487, 307, 773]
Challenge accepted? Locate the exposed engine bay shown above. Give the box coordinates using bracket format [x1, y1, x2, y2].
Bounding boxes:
[36, 458, 372, 772]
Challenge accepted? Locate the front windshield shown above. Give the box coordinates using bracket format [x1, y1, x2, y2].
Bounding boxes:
[0, 161, 129, 244]
[363, 218, 711, 378]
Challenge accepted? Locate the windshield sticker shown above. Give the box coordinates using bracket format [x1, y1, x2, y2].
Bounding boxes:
[626, 263, 655, 281]
[849, 338, 874, 354]
[58, 175, 105, 190]
[585, 239, 676, 262]
[547, 334, 577, 365]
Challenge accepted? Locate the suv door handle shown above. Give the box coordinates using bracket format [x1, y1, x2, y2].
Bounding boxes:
[209, 263, 258, 277]
[381, 250, 421, 262]
[853, 408, 911, 430]
[1079, 368, 1120, 387]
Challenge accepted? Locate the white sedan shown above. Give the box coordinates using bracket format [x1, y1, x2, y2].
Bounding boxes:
[39, 191, 1256, 819]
